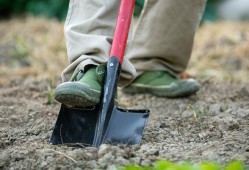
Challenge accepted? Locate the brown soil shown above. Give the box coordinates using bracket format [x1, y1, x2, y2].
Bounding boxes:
[0, 17, 249, 169]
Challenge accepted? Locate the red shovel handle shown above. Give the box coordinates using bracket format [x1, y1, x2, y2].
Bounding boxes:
[109, 0, 135, 64]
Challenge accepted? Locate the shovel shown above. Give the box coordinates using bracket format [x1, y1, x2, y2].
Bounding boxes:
[50, 0, 150, 148]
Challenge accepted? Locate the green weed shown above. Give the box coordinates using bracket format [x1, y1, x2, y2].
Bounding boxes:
[11, 36, 30, 59]
[45, 77, 55, 105]
[119, 160, 245, 170]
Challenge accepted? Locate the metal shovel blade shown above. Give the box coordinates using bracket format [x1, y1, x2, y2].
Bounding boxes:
[50, 104, 99, 147]
[102, 107, 150, 145]
[50, 104, 149, 147]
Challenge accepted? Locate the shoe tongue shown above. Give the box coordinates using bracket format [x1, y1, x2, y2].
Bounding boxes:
[96, 64, 106, 84]
[71, 70, 84, 81]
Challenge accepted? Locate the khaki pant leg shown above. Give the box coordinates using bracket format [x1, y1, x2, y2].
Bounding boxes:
[62, 0, 136, 85]
[127, 0, 206, 77]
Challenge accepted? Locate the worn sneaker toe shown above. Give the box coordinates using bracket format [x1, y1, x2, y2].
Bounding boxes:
[54, 81, 101, 107]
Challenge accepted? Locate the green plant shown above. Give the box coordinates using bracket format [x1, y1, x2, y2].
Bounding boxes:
[225, 161, 244, 170]
[45, 77, 55, 105]
[119, 160, 246, 170]
[11, 36, 30, 59]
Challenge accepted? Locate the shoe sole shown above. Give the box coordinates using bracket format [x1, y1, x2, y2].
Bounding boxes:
[123, 79, 200, 98]
[54, 82, 101, 107]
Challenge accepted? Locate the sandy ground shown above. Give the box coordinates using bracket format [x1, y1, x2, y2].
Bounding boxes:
[0, 17, 249, 169]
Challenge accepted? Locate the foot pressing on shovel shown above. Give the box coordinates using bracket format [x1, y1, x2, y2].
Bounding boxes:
[55, 68, 200, 107]
[54, 65, 105, 107]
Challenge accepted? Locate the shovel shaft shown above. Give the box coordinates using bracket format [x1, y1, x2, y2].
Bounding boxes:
[93, 57, 121, 147]
[93, 0, 135, 147]
[110, 0, 135, 64]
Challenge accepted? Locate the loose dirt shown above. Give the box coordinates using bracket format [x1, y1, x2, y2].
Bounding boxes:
[0, 17, 248, 169]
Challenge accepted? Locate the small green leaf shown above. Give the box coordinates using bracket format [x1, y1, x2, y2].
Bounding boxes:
[225, 161, 244, 170]
[199, 162, 221, 170]
[121, 165, 143, 170]
[154, 160, 173, 170]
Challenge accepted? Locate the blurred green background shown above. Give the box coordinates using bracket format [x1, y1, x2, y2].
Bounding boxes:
[0, 0, 220, 21]
[0, 0, 69, 21]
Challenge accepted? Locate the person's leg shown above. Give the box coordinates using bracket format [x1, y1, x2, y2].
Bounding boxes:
[62, 0, 135, 82]
[55, 0, 136, 107]
[124, 0, 206, 97]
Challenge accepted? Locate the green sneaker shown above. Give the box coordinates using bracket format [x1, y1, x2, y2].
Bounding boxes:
[54, 65, 105, 107]
[123, 71, 200, 97]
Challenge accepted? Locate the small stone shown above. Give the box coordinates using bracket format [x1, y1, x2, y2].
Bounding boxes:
[195, 101, 207, 113]
[178, 103, 187, 112]
[202, 150, 218, 160]
[115, 157, 130, 166]
[231, 109, 249, 118]
[141, 159, 151, 167]
[46, 156, 54, 162]
[225, 109, 233, 114]
[0, 152, 10, 166]
[67, 149, 83, 159]
[130, 157, 141, 164]
[188, 138, 195, 142]
[139, 144, 151, 152]
[223, 117, 240, 130]
[181, 110, 195, 118]
[98, 144, 110, 157]
[212, 116, 240, 130]
[209, 104, 222, 114]
[74, 167, 82, 170]
[9, 106, 15, 110]
[198, 132, 208, 139]
[107, 165, 117, 170]
[88, 160, 98, 169]
[98, 152, 115, 165]
[159, 123, 167, 128]
[170, 131, 178, 136]
[131, 144, 141, 151]
[145, 149, 159, 156]
[241, 84, 249, 96]
[40, 161, 48, 168]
